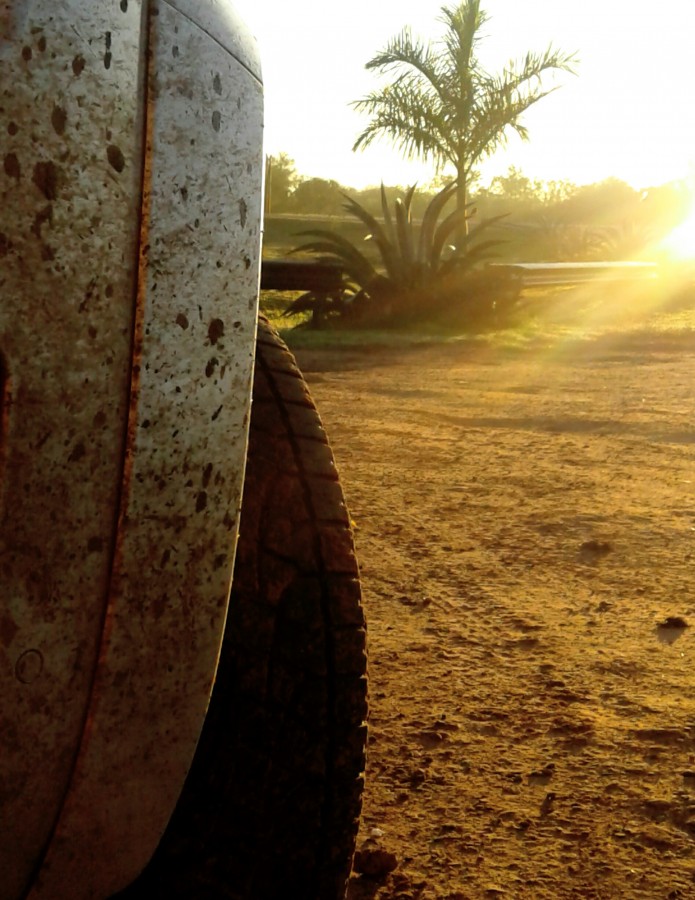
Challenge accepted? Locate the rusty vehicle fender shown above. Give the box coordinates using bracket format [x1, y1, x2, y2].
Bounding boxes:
[0, 1, 263, 896]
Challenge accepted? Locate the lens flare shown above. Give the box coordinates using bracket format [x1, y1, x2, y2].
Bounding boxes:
[660, 210, 695, 259]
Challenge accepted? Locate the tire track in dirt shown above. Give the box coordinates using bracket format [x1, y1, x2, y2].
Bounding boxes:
[297, 327, 695, 899]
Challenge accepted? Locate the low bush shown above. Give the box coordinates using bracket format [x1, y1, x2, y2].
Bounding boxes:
[284, 182, 510, 329]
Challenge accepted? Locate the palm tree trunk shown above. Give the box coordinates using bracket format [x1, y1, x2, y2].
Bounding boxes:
[455, 165, 468, 246]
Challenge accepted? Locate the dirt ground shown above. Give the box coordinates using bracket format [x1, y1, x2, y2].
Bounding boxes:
[292, 295, 695, 900]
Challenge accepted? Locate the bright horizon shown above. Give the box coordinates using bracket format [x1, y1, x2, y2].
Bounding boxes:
[231, 0, 695, 194]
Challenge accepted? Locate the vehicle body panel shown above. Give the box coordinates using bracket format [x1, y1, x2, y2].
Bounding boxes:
[0, 1, 263, 896]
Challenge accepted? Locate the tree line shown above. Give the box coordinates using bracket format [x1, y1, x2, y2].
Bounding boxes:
[266, 153, 688, 236]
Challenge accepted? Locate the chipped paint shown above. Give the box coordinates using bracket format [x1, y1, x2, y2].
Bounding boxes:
[2, 0, 263, 897]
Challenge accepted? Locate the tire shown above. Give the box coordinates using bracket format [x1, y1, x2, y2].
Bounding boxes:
[116, 316, 368, 899]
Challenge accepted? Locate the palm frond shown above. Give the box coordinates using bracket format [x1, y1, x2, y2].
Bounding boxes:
[364, 27, 450, 104]
[352, 81, 452, 165]
[353, 0, 577, 215]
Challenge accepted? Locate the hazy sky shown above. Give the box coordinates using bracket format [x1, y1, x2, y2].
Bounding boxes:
[231, 0, 695, 192]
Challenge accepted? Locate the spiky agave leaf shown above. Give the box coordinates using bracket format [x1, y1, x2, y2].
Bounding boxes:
[402, 183, 418, 215]
[430, 207, 472, 269]
[380, 183, 397, 248]
[292, 230, 378, 287]
[394, 197, 415, 280]
[340, 194, 401, 280]
[282, 291, 323, 316]
[453, 212, 509, 254]
[417, 181, 458, 265]
[438, 238, 504, 277]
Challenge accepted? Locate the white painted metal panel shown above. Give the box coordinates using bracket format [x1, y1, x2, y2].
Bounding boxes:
[1, 0, 263, 897]
[165, 0, 261, 81]
[0, 2, 147, 897]
[29, 0, 263, 895]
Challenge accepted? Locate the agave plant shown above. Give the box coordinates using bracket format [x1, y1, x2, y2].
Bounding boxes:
[286, 181, 505, 325]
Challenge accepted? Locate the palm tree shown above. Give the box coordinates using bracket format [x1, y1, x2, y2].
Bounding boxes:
[352, 1, 577, 239]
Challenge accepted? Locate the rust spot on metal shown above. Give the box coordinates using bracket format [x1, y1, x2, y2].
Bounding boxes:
[107, 144, 125, 173]
[87, 537, 104, 553]
[51, 105, 67, 135]
[3, 153, 20, 180]
[205, 358, 218, 378]
[195, 491, 208, 513]
[175, 312, 189, 329]
[37, 36, 46, 52]
[68, 442, 86, 463]
[208, 318, 224, 344]
[15, 650, 44, 684]
[79, 278, 98, 313]
[202, 463, 213, 488]
[21, 45, 32, 61]
[30, 204, 53, 239]
[1, 615, 19, 648]
[72, 54, 85, 75]
[32, 160, 58, 200]
[0, 233, 13, 256]
[7, 122, 18, 135]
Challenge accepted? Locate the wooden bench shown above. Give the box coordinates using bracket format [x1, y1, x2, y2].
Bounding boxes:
[260, 259, 343, 293]
[488, 261, 659, 290]
[260, 259, 345, 327]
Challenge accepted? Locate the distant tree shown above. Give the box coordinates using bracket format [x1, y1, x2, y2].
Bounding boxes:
[489, 166, 536, 204]
[550, 178, 641, 226]
[479, 167, 579, 219]
[289, 177, 345, 215]
[265, 153, 300, 212]
[535, 178, 578, 207]
[352, 1, 576, 238]
[353, 184, 438, 220]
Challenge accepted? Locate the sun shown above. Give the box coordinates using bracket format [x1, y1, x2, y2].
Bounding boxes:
[660, 208, 695, 259]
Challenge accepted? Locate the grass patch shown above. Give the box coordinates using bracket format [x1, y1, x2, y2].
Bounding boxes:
[270, 281, 695, 357]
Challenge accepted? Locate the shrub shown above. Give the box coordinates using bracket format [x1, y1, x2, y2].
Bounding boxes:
[286, 181, 506, 327]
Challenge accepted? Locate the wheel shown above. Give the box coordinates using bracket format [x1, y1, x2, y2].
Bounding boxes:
[116, 316, 367, 899]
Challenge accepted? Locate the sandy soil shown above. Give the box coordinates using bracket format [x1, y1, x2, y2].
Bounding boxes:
[292, 302, 695, 900]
